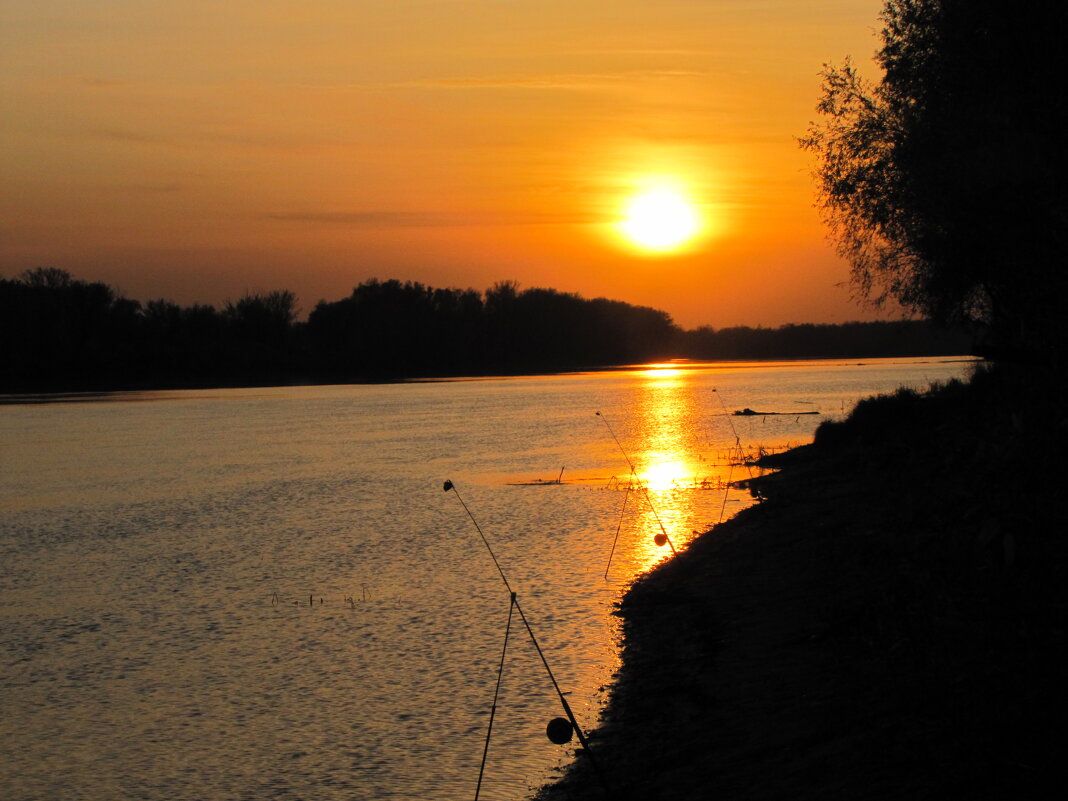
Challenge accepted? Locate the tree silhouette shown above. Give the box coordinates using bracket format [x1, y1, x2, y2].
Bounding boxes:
[19, 266, 75, 289]
[221, 290, 299, 380]
[0, 268, 970, 392]
[0, 268, 143, 390]
[224, 291, 297, 342]
[801, 0, 1068, 361]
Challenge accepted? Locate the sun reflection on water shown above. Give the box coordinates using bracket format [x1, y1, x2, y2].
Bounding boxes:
[641, 366, 682, 380]
[640, 459, 692, 491]
[598, 363, 738, 576]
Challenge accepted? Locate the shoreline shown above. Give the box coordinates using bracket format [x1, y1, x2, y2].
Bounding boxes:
[537, 371, 1067, 800]
[0, 354, 977, 400]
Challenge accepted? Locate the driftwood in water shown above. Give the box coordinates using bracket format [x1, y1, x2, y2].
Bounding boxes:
[733, 408, 820, 416]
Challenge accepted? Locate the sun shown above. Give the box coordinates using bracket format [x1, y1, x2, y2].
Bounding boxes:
[619, 187, 700, 253]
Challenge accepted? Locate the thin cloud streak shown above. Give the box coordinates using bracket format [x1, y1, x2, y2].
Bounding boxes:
[409, 69, 708, 90]
[287, 69, 710, 93]
[265, 210, 611, 228]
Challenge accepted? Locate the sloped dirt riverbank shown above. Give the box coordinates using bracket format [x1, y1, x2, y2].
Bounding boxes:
[537, 374, 1068, 800]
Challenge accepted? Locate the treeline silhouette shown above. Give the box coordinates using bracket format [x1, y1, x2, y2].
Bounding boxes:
[678, 321, 969, 361]
[0, 268, 971, 393]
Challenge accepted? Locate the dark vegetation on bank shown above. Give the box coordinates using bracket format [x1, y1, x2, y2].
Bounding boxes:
[538, 362, 1068, 800]
[0, 268, 970, 394]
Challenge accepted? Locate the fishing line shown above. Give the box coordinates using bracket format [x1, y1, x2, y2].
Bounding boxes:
[595, 412, 677, 555]
[710, 387, 760, 527]
[474, 596, 513, 801]
[443, 480, 611, 797]
[603, 468, 634, 579]
[444, 480, 512, 594]
[717, 458, 735, 524]
[711, 388, 755, 480]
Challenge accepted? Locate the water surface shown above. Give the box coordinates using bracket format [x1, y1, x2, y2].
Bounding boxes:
[0, 358, 974, 800]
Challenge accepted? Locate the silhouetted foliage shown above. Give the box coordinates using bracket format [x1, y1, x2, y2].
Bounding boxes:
[0, 268, 143, 390]
[225, 291, 298, 339]
[0, 269, 971, 393]
[680, 320, 969, 361]
[306, 279, 486, 377]
[139, 298, 228, 381]
[304, 279, 678, 378]
[221, 291, 300, 381]
[801, 0, 1068, 362]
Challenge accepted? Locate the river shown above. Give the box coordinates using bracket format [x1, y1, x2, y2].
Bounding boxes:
[0, 357, 974, 801]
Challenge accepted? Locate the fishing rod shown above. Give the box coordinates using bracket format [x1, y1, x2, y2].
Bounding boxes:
[594, 412, 677, 555]
[443, 480, 611, 798]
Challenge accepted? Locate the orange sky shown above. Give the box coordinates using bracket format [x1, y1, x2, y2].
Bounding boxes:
[0, 1, 889, 328]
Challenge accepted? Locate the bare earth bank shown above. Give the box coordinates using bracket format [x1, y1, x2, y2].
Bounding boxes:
[537, 371, 1068, 800]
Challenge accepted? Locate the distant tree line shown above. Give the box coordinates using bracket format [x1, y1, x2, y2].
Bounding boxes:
[678, 321, 969, 361]
[0, 268, 971, 393]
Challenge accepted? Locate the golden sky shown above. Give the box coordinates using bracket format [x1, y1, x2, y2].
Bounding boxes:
[0, 0, 888, 327]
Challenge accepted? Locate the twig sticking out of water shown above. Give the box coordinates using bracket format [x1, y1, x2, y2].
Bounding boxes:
[268, 592, 367, 608]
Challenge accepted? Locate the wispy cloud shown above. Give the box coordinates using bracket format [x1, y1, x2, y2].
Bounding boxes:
[88, 126, 334, 152]
[401, 69, 707, 91]
[82, 77, 131, 89]
[265, 210, 609, 228]
[290, 69, 708, 93]
[266, 211, 449, 227]
[92, 128, 171, 144]
[119, 182, 184, 194]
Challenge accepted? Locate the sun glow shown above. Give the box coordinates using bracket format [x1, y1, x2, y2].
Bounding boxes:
[619, 186, 700, 253]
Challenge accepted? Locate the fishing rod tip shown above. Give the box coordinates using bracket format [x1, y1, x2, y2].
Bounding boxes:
[443, 480, 454, 492]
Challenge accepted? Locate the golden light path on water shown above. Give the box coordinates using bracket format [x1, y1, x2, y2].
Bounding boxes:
[636, 365, 699, 489]
[595, 363, 750, 576]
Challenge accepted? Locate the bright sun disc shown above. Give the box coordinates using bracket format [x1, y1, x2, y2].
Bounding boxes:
[620, 188, 699, 252]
